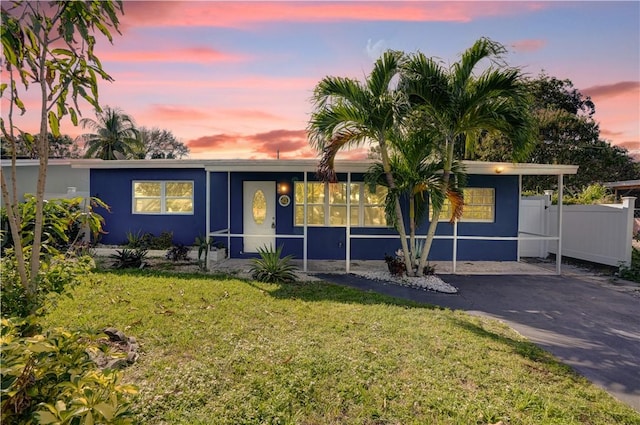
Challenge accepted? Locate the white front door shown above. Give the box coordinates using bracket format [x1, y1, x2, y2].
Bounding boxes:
[243, 181, 276, 253]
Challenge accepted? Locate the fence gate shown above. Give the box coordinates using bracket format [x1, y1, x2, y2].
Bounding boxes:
[519, 196, 548, 258]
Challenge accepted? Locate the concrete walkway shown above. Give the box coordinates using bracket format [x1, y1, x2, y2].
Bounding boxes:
[313, 271, 640, 412]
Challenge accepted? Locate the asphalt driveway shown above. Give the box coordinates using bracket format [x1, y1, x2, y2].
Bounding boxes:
[314, 272, 640, 411]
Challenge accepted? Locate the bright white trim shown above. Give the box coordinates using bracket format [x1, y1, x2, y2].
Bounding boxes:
[47, 158, 577, 176]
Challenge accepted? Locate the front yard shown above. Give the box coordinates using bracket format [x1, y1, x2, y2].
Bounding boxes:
[43, 270, 640, 424]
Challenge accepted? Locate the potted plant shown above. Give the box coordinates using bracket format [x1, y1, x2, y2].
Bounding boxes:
[209, 241, 227, 262]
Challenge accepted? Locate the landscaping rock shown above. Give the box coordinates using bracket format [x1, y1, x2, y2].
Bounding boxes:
[89, 327, 140, 370]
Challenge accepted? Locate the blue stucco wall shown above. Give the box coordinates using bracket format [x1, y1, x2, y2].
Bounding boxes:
[91, 168, 206, 245]
[91, 167, 520, 261]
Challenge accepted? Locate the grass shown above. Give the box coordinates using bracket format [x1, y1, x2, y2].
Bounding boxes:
[43, 270, 640, 425]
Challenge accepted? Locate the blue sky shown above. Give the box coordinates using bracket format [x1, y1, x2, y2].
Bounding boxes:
[6, 1, 639, 159]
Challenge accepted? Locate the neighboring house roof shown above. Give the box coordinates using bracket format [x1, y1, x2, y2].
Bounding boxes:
[603, 180, 640, 190]
[25, 158, 578, 176]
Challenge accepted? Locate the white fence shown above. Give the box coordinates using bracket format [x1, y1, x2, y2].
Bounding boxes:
[519, 196, 636, 267]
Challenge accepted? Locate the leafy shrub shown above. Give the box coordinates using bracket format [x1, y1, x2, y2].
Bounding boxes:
[124, 230, 173, 250]
[1, 252, 95, 318]
[551, 184, 616, 205]
[618, 247, 640, 283]
[249, 244, 297, 283]
[110, 248, 148, 269]
[1, 195, 107, 255]
[165, 244, 190, 262]
[384, 254, 406, 276]
[1, 317, 137, 424]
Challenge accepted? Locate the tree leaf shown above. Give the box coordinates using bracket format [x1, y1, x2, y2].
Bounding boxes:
[48, 111, 60, 137]
[35, 410, 59, 424]
[93, 402, 115, 420]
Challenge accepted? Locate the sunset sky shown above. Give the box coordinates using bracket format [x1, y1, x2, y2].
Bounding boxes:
[4, 1, 640, 160]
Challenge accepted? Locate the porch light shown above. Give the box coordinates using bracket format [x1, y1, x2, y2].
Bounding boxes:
[278, 182, 290, 195]
[495, 166, 504, 174]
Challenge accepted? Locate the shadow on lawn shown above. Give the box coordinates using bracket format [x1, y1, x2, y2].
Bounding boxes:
[451, 317, 579, 375]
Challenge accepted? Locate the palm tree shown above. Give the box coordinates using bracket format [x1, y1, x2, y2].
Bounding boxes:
[308, 50, 414, 273]
[367, 125, 465, 273]
[80, 106, 140, 160]
[400, 38, 537, 274]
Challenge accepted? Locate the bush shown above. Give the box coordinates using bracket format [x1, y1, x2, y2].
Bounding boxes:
[165, 244, 190, 262]
[110, 248, 148, 269]
[618, 247, 640, 283]
[1, 317, 137, 424]
[1, 195, 107, 255]
[124, 230, 173, 250]
[1, 252, 95, 319]
[249, 245, 297, 283]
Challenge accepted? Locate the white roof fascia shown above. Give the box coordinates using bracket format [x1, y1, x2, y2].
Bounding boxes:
[31, 158, 578, 176]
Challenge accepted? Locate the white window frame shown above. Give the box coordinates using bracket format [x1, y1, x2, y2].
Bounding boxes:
[432, 187, 495, 223]
[132, 180, 194, 215]
[294, 182, 387, 227]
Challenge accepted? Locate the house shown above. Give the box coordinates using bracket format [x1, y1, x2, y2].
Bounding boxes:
[2, 159, 578, 272]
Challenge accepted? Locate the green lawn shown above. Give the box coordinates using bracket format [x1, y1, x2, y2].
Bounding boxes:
[43, 270, 640, 424]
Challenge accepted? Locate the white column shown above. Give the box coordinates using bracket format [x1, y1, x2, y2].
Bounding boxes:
[622, 197, 637, 267]
[303, 172, 308, 272]
[452, 219, 458, 274]
[556, 174, 563, 275]
[205, 171, 211, 269]
[346, 173, 351, 273]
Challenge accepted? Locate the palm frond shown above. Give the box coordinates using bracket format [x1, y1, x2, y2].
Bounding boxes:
[452, 37, 507, 91]
[367, 50, 404, 97]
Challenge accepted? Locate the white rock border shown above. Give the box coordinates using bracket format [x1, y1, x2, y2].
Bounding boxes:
[352, 270, 458, 294]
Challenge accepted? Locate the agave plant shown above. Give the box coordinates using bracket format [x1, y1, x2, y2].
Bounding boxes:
[249, 244, 297, 283]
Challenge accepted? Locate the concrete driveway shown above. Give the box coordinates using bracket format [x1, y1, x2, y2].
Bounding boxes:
[315, 272, 640, 411]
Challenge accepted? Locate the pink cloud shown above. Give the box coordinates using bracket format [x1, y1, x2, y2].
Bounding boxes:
[582, 81, 640, 99]
[99, 47, 245, 63]
[120, 1, 548, 29]
[511, 39, 546, 53]
[184, 129, 383, 160]
[147, 105, 211, 121]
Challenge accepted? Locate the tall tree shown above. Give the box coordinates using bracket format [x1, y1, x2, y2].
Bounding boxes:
[366, 124, 460, 271]
[1, 133, 81, 159]
[308, 50, 415, 273]
[134, 127, 190, 159]
[473, 74, 639, 192]
[1, 0, 123, 309]
[80, 106, 140, 160]
[401, 38, 537, 274]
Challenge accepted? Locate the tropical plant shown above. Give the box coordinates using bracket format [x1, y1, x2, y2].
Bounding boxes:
[249, 244, 298, 283]
[81, 106, 141, 160]
[308, 50, 414, 273]
[110, 248, 148, 269]
[0, 0, 124, 314]
[1, 317, 137, 424]
[366, 122, 465, 269]
[1, 195, 108, 255]
[165, 244, 190, 262]
[400, 38, 537, 273]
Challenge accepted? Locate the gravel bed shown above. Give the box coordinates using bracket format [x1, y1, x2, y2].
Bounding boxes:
[352, 270, 458, 294]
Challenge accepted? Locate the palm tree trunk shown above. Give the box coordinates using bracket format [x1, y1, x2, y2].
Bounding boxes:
[409, 195, 416, 267]
[417, 139, 454, 274]
[379, 135, 413, 275]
